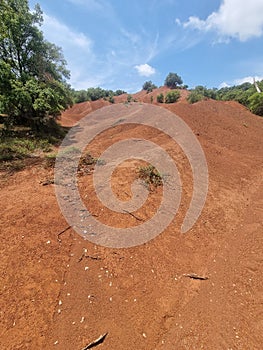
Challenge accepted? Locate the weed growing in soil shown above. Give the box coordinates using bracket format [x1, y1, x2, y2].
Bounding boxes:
[78, 152, 105, 175]
[138, 164, 163, 188]
[0, 123, 67, 173]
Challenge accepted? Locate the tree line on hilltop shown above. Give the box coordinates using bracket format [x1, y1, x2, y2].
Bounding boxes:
[0, 0, 262, 136]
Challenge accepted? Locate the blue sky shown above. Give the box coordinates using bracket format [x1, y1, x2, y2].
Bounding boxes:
[29, 0, 263, 92]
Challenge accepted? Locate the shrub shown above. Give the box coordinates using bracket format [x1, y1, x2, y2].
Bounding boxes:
[109, 95, 115, 103]
[127, 94, 132, 102]
[157, 93, 164, 103]
[187, 91, 204, 104]
[165, 90, 180, 103]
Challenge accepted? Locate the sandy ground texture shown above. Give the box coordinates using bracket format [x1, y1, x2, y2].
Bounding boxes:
[0, 89, 262, 349]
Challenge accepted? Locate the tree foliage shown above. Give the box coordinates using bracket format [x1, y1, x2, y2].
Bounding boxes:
[248, 92, 263, 116]
[187, 81, 263, 116]
[142, 80, 157, 92]
[216, 82, 254, 106]
[164, 72, 183, 89]
[187, 86, 217, 104]
[0, 0, 72, 128]
[72, 87, 126, 103]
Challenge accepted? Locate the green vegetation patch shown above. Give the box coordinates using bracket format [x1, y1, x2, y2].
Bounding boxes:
[138, 164, 163, 188]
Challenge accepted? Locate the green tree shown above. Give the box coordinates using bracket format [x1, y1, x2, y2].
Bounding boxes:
[164, 72, 183, 89]
[0, 0, 72, 129]
[72, 89, 88, 103]
[248, 92, 263, 116]
[165, 90, 180, 103]
[115, 89, 126, 96]
[86, 87, 105, 101]
[142, 80, 157, 93]
[187, 85, 217, 104]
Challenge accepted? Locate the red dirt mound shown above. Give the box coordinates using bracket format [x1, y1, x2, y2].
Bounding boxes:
[1, 93, 262, 349]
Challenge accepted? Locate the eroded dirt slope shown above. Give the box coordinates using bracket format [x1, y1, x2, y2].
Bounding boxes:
[0, 92, 262, 349]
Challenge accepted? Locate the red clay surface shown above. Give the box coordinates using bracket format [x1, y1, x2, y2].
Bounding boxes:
[1, 88, 262, 349]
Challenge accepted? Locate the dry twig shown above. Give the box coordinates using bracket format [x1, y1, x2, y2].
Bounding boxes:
[123, 210, 143, 222]
[81, 333, 108, 349]
[183, 273, 208, 280]
[57, 226, 71, 243]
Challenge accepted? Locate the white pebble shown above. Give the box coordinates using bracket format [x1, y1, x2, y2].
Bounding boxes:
[85, 266, 89, 271]
[58, 300, 62, 305]
[54, 340, 59, 345]
[80, 316, 85, 323]
[46, 240, 51, 244]
[142, 333, 147, 338]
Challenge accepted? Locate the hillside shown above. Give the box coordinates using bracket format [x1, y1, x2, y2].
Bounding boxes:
[0, 90, 262, 349]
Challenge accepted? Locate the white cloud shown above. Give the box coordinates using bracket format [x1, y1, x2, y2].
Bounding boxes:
[135, 64, 156, 77]
[219, 82, 230, 88]
[183, 0, 263, 41]
[40, 11, 159, 90]
[234, 76, 263, 85]
[219, 75, 263, 88]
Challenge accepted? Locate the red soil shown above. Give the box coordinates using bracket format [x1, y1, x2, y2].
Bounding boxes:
[1, 88, 262, 349]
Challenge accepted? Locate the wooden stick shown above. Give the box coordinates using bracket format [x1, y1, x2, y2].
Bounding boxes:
[81, 333, 108, 349]
[123, 210, 143, 222]
[183, 273, 208, 280]
[57, 226, 71, 243]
